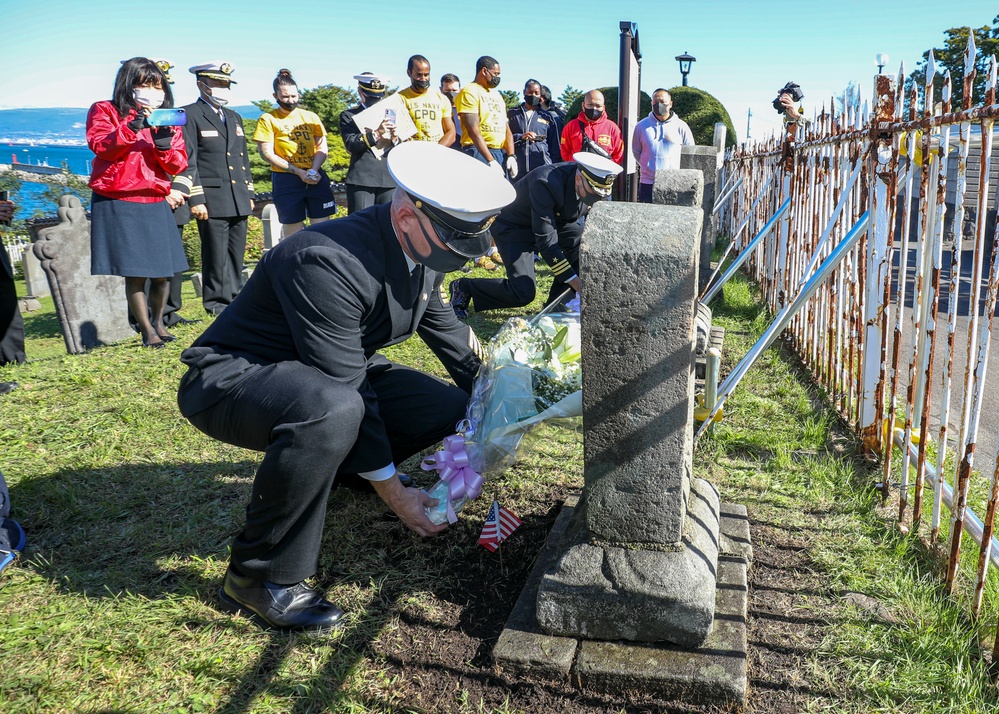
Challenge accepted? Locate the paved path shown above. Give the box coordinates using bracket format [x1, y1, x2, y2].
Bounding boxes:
[885, 239, 999, 480]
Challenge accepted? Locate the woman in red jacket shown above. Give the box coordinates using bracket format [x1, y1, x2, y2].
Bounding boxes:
[87, 57, 189, 349]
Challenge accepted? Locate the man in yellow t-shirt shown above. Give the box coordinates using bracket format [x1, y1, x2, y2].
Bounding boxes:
[454, 56, 516, 179]
[399, 55, 455, 146]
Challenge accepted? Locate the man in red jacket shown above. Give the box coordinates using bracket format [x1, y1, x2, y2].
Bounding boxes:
[559, 90, 624, 164]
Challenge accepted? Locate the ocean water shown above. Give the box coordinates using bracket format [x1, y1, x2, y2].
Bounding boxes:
[3, 143, 95, 218]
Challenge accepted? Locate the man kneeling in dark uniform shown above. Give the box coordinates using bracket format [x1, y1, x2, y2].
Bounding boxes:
[448, 152, 622, 317]
[177, 142, 514, 633]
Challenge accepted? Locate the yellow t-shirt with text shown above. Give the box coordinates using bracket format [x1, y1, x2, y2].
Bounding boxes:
[399, 87, 452, 144]
[253, 107, 327, 171]
[455, 83, 507, 149]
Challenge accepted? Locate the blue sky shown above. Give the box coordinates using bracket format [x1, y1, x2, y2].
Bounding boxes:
[1, 0, 996, 141]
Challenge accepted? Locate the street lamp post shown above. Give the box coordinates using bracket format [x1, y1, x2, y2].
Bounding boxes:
[675, 51, 696, 87]
[875, 52, 889, 74]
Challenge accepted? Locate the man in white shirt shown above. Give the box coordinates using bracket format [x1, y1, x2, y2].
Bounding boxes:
[631, 88, 695, 203]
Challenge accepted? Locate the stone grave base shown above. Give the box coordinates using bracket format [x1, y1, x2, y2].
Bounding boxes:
[493, 494, 752, 706]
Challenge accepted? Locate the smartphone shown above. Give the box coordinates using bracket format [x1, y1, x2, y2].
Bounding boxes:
[384, 108, 397, 124]
[147, 108, 187, 127]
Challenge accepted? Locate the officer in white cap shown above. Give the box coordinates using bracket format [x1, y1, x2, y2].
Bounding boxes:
[450, 152, 622, 317]
[175, 61, 255, 314]
[177, 142, 514, 634]
[340, 72, 399, 214]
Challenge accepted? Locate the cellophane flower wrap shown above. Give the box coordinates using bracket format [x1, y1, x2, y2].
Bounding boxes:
[423, 313, 582, 525]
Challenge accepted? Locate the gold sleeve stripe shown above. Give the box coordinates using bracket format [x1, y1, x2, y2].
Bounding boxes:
[174, 176, 194, 188]
[467, 327, 483, 360]
[551, 262, 572, 276]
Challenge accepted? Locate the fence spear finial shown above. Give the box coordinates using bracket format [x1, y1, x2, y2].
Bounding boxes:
[964, 32, 977, 78]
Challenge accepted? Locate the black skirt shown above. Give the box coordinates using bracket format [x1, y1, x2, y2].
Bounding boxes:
[90, 193, 189, 278]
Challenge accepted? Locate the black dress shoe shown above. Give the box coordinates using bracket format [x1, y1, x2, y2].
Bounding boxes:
[218, 566, 344, 633]
[0, 382, 19, 395]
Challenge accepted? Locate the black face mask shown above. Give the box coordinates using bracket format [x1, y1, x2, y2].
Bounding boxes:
[580, 191, 603, 207]
[359, 90, 381, 106]
[412, 79, 430, 90]
[583, 107, 602, 121]
[444, 91, 458, 102]
[278, 100, 298, 112]
[524, 95, 540, 107]
[399, 220, 475, 274]
[487, 73, 501, 89]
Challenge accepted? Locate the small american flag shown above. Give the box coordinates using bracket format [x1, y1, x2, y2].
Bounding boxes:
[478, 501, 522, 552]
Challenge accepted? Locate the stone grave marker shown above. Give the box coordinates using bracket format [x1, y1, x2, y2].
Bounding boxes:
[32, 196, 134, 353]
[493, 173, 750, 704]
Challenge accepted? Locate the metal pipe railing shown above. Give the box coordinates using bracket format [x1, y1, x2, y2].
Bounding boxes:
[710, 36, 999, 627]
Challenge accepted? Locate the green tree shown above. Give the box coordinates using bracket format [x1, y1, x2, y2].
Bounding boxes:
[567, 87, 652, 123]
[38, 170, 91, 215]
[299, 84, 358, 182]
[559, 86, 583, 110]
[835, 81, 862, 117]
[242, 116, 272, 189]
[252, 98, 274, 113]
[499, 90, 520, 110]
[905, 17, 999, 113]
[668, 87, 737, 147]
[0, 169, 23, 194]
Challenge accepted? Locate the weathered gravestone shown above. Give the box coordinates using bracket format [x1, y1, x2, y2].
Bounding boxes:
[32, 195, 134, 353]
[261, 203, 284, 254]
[22, 246, 50, 298]
[493, 172, 750, 704]
[679, 145, 722, 290]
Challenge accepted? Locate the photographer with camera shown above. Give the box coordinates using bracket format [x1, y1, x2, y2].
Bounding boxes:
[774, 81, 808, 128]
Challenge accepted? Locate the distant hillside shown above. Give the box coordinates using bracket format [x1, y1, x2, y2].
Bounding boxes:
[0, 106, 263, 144]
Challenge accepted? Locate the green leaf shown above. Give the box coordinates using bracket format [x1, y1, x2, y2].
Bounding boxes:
[552, 326, 568, 350]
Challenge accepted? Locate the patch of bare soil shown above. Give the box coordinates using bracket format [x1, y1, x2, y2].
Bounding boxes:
[363, 489, 850, 713]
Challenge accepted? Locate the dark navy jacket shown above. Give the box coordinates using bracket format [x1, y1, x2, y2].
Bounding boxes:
[507, 104, 561, 181]
[178, 204, 481, 471]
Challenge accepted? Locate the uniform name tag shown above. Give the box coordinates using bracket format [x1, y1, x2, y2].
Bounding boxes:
[201, 130, 220, 137]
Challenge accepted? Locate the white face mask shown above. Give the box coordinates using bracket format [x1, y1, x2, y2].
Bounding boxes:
[206, 85, 231, 106]
[133, 87, 165, 109]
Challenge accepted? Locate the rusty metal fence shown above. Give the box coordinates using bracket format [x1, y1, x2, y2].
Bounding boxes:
[712, 37, 999, 648]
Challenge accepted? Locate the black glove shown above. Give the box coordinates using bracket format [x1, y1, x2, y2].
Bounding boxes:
[127, 113, 150, 133]
[151, 125, 173, 150]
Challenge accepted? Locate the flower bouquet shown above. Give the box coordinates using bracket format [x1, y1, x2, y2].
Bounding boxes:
[423, 312, 583, 524]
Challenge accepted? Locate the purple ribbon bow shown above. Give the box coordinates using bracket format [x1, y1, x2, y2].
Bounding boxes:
[422, 434, 484, 523]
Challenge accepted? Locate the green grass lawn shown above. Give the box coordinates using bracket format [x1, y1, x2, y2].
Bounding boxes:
[1, 256, 998, 713]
